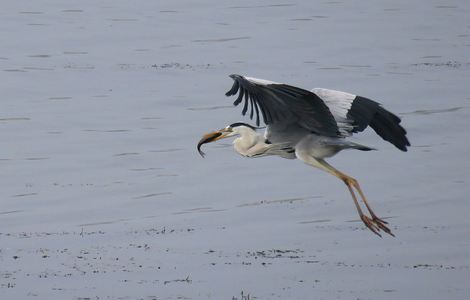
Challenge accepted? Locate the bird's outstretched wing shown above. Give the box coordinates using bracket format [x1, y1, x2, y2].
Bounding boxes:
[311, 88, 410, 151]
[225, 74, 340, 137]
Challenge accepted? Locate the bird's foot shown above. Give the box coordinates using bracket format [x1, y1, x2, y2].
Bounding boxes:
[372, 215, 395, 237]
[360, 215, 395, 237]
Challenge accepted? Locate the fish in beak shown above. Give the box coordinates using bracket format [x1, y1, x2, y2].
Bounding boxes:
[197, 127, 233, 157]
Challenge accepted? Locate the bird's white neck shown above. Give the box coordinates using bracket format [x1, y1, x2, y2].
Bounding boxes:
[233, 127, 259, 155]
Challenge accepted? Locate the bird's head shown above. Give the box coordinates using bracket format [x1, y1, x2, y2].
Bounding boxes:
[197, 122, 257, 157]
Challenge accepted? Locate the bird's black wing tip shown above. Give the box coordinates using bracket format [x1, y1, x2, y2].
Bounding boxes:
[225, 75, 242, 97]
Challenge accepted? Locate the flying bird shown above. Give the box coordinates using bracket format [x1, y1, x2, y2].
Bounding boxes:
[198, 74, 410, 237]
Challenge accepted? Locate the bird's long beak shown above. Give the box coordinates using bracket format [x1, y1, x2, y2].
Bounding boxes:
[197, 127, 233, 157]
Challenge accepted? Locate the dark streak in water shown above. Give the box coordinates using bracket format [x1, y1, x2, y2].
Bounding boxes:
[187, 207, 213, 211]
[340, 64, 371, 68]
[402, 107, 463, 116]
[105, 129, 130, 132]
[29, 54, 51, 58]
[161, 44, 182, 49]
[435, 5, 457, 8]
[412, 61, 469, 68]
[109, 18, 138, 22]
[229, 3, 295, 9]
[12, 193, 38, 198]
[23, 67, 54, 71]
[3, 69, 27, 72]
[79, 218, 131, 227]
[129, 167, 163, 171]
[187, 105, 232, 111]
[317, 67, 343, 70]
[298, 219, 331, 224]
[0, 117, 30, 121]
[173, 207, 227, 215]
[412, 38, 441, 41]
[24, 157, 49, 160]
[386, 71, 413, 75]
[113, 152, 140, 157]
[49, 97, 72, 100]
[192, 36, 250, 43]
[238, 196, 321, 207]
[19, 11, 43, 14]
[133, 192, 172, 199]
[0, 210, 24, 215]
[64, 64, 95, 70]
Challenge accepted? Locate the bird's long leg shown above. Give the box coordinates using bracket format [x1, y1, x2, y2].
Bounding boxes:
[343, 180, 382, 236]
[350, 181, 394, 236]
[314, 159, 394, 237]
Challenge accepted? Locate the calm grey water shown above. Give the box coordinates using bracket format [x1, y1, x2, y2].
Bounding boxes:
[1, 1, 469, 299]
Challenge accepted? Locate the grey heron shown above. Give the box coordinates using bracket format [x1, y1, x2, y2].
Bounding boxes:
[198, 74, 410, 237]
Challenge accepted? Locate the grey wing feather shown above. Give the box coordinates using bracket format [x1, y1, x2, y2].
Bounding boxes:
[311, 88, 410, 151]
[226, 74, 340, 138]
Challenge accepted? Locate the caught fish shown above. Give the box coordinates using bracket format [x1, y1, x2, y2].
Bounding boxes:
[197, 131, 222, 157]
